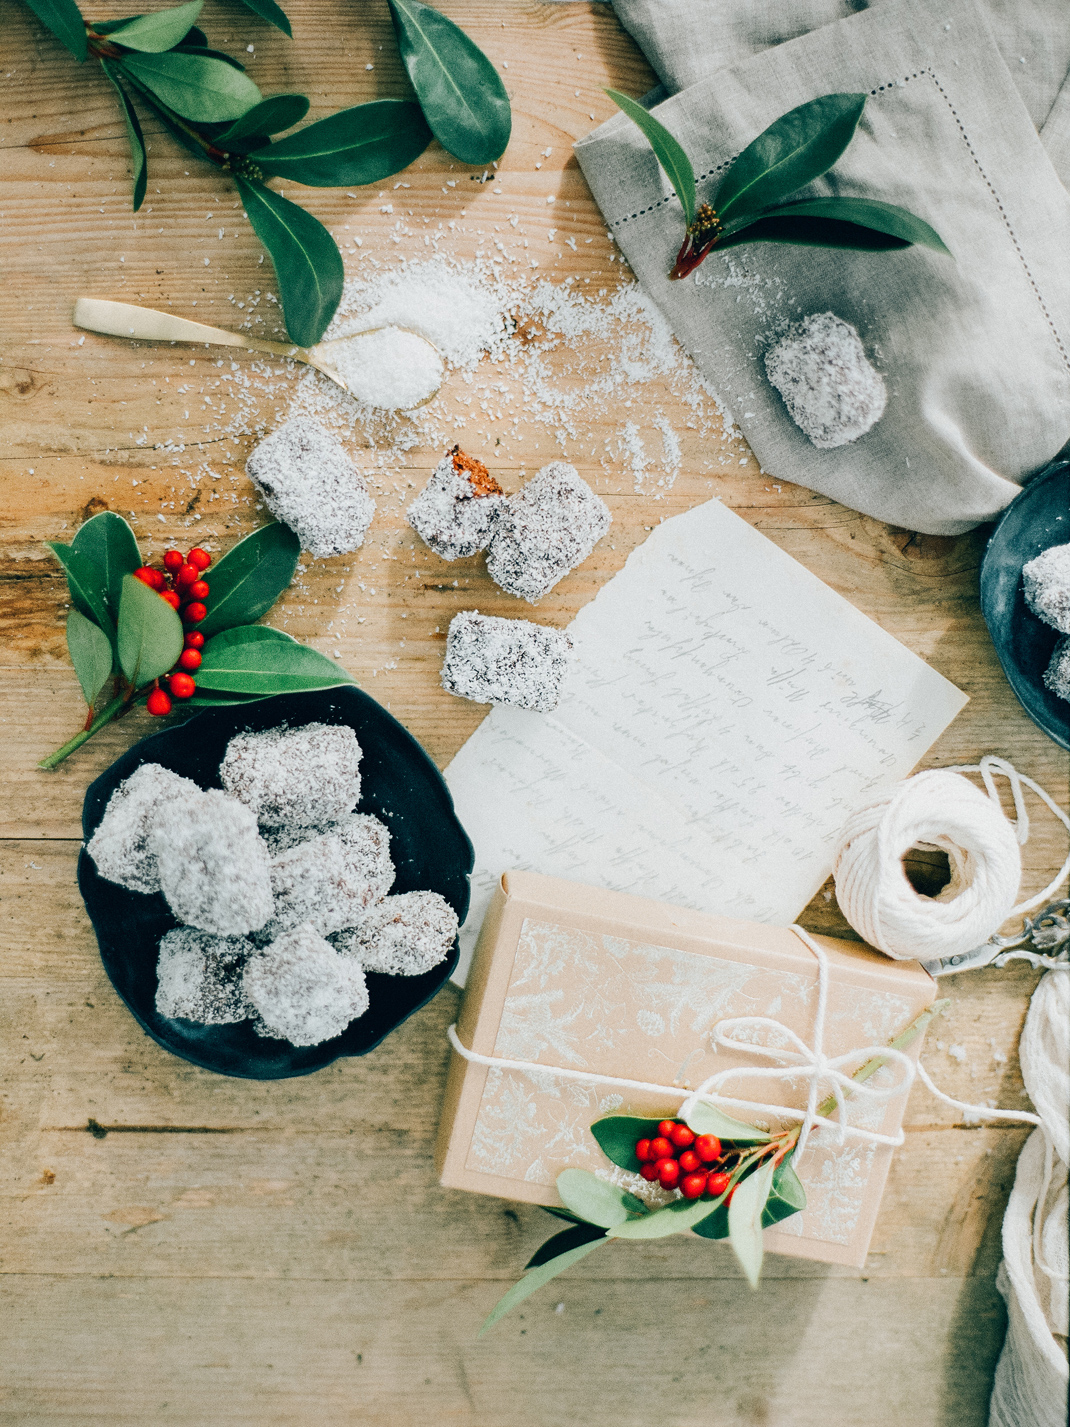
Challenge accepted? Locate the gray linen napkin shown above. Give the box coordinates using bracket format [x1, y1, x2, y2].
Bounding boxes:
[575, 0, 1070, 534]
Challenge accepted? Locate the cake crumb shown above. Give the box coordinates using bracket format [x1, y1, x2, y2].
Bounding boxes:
[407, 447, 506, 560]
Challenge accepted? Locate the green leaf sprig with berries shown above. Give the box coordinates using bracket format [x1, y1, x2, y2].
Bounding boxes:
[23, 0, 511, 345]
[606, 90, 951, 281]
[481, 998, 947, 1332]
[39, 511, 353, 769]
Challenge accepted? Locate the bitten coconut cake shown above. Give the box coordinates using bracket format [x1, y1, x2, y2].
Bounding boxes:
[408, 446, 506, 560]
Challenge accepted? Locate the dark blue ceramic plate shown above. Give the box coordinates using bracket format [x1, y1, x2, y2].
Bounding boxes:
[79, 687, 474, 1079]
[980, 460, 1070, 751]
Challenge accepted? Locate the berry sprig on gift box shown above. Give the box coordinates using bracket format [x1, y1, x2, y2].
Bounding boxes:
[40, 511, 355, 770]
[635, 1120, 733, 1200]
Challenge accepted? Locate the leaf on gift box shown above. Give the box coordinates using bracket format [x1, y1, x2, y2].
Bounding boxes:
[692, 1153, 806, 1240]
[101, 61, 148, 211]
[195, 522, 300, 637]
[606, 88, 695, 226]
[479, 1238, 607, 1336]
[69, 511, 142, 623]
[120, 50, 261, 122]
[66, 610, 114, 709]
[234, 176, 344, 347]
[714, 93, 867, 222]
[47, 542, 116, 639]
[555, 1169, 631, 1229]
[590, 1114, 663, 1172]
[217, 93, 309, 144]
[721, 196, 951, 256]
[197, 625, 355, 694]
[234, 0, 292, 37]
[524, 1222, 608, 1269]
[116, 573, 184, 686]
[23, 0, 87, 61]
[386, 0, 511, 165]
[102, 0, 203, 52]
[606, 1195, 717, 1240]
[727, 1158, 776, 1288]
[252, 99, 432, 188]
[684, 1103, 770, 1144]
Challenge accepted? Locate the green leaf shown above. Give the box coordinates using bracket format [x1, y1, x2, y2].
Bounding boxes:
[692, 1154, 806, 1240]
[606, 88, 695, 226]
[170, 43, 245, 69]
[120, 50, 261, 122]
[103, 0, 203, 52]
[386, 0, 510, 165]
[101, 62, 148, 211]
[234, 176, 343, 347]
[217, 93, 309, 144]
[195, 523, 299, 637]
[727, 1158, 776, 1288]
[716, 214, 913, 254]
[525, 1223, 607, 1270]
[590, 1115, 663, 1172]
[69, 511, 141, 623]
[66, 610, 114, 709]
[726, 195, 951, 255]
[47, 542, 115, 639]
[253, 99, 432, 188]
[196, 626, 355, 694]
[479, 1239, 606, 1336]
[116, 573, 184, 686]
[715, 93, 867, 222]
[684, 1103, 770, 1144]
[23, 0, 87, 61]
[607, 1195, 718, 1241]
[182, 690, 273, 707]
[234, 0, 291, 37]
[555, 1170, 631, 1229]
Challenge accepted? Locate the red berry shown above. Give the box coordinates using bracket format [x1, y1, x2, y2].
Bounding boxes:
[183, 631, 205, 649]
[163, 549, 184, 572]
[134, 566, 162, 590]
[657, 1120, 677, 1139]
[178, 648, 202, 672]
[176, 562, 198, 587]
[160, 589, 181, 610]
[656, 1158, 680, 1189]
[146, 688, 172, 717]
[678, 1149, 701, 1174]
[670, 1123, 695, 1149]
[182, 601, 207, 624]
[635, 1139, 653, 1163]
[649, 1137, 674, 1162]
[168, 672, 196, 699]
[706, 1171, 731, 1198]
[681, 1172, 708, 1200]
[189, 579, 210, 601]
[639, 1162, 660, 1182]
[694, 1135, 722, 1164]
[187, 547, 211, 571]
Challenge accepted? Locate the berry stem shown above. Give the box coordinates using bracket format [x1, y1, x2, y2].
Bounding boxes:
[38, 689, 146, 771]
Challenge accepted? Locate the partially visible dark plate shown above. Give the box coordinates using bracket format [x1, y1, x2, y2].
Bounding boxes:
[79, 687, 474, 1079]
[980, 459, 1070, 750]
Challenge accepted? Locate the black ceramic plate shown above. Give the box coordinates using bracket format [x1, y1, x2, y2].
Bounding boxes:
[980, 459, 1070, 751]
[79, 687, 474, 1079]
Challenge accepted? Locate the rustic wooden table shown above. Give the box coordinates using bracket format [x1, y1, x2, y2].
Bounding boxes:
[2, 2, 1066, 1423]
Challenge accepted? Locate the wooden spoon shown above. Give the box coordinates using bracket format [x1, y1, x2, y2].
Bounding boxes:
[72, 298, 444, 408]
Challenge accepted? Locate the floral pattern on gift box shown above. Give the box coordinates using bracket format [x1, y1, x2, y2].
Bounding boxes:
[466, 917, 915, 1246]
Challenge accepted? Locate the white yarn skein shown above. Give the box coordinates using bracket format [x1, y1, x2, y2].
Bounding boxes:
[834, 765, 1023, 961]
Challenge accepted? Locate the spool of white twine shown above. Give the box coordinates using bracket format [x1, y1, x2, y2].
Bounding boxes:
[833, 757, 1070, 962]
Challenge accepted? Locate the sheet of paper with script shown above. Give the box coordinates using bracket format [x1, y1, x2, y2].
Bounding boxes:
[445, 500, 967, 982]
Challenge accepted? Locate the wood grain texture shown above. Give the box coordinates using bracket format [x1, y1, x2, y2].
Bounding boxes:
[1, 1, 1065, 1422]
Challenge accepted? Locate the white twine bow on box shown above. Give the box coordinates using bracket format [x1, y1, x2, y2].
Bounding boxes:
[450, 925, 1047, 1163]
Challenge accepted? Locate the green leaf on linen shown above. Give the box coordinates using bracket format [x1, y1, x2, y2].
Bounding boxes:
[606, 88, 695, 226]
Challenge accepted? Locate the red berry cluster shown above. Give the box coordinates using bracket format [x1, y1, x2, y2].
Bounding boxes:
[133, 547, 212, 716]
[636, 1120, 733, 1201]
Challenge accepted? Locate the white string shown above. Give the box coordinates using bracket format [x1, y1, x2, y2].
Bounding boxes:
[833, 755, 1070, 961]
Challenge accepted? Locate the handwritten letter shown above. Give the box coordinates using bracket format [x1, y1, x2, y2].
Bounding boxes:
[446, 501, 967, 981]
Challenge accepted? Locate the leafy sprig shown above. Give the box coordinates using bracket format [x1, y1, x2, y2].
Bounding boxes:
[40, 512, 351, 769]
[606, 90, 951, 279]
[23, 0, 511, 344]
[481, 999, 948, 1332]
